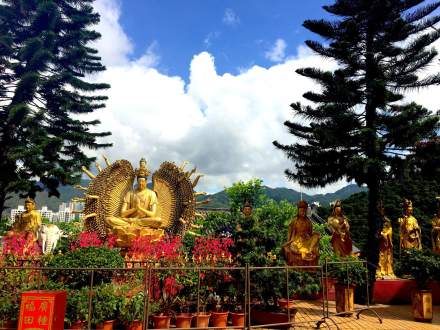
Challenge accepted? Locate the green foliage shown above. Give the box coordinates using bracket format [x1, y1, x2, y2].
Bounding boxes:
[225, 178, 266, 212]
[0, 217, 11, 236]
[313, 223, 334, 262]
[289, 271, 321, 297]
[400, 249, 439, 289]
[91, 284, 124, 326]
[327, 256, 367, 286]
[65, 287, 90, 325]
[0, 268, 34, 321]
[0, 0, 111, 217]
[46, 246, 124, 288]
[119, 291, 146, 323]
[55, 220, 84, 254]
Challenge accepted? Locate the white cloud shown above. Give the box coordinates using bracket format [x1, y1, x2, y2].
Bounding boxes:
[265, 39, 287, 63]
[223, 8, 240, 26]
[204, 31, 221, 48]
[89, 0, 440, 196]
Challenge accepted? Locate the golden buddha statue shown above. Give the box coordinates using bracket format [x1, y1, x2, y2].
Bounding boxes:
[10, 197, 41, 237]
[282, 200, 320, 266]
[376, 201, 395, 279]
[431, 197, 440, 255]
[398, 199, 422, 251]
[105, 158, 164, 246]
[327, 200, 352, 257]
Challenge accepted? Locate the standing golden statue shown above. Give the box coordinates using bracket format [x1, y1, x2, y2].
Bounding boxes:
[75, 156, 205, 247]
[431, 197, 440, 255]
[282, 200, 320, 266]
[9, 197, 41, 237]
[376, 201, 395, 279]
[399, 199, 422, 251]
[327, 200, 352, 257]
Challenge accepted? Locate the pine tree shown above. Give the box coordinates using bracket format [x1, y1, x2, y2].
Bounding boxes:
[273, 0, 440, 286]
[0, 0, 111, 217]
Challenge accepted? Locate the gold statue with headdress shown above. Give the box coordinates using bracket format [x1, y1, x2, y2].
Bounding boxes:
[398, 199, 422, 251]
[10, 197, 42, 237]
[431, 197, 440, 255]
[75, 157, 205, 247]
[327, 200, 352, 257]
[282, 200, 320, 266]
[376, 201, 395, 279]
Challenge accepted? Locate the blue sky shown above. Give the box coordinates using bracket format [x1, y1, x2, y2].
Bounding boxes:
[118, 0, 333, 79]
[90, 0, 440, 194]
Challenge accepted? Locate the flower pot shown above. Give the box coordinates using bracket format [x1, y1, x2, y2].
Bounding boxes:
[250, 307, 297, 329]
[174, 313, 193, 328]
[152, 315, 171, 329]
[278, 298, 295, 309]
[210, 311, 229, 328]
[126, 320, 143, 330]
[335, 284, 354, 316]
[193, 312, 210, 328]
[411, 289, 433, 322]
[96, 320, 116, 330]
[0, 320, 17, 330]
[230, 312, 245, 327]
[68, 320, 86, 329]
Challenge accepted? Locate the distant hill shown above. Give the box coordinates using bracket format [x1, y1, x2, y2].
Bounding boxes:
[4, 180, 366, 214]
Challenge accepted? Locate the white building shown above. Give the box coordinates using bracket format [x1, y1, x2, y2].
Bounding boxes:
[10, 205, 25, 221]
[39, 206, 54, 222]
[10, 201, 83, 224]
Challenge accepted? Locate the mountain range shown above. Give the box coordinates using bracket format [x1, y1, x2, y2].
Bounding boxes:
[4, 181, 366, 213]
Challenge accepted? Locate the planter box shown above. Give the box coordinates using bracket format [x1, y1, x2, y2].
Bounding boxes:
[412, 290, 433, 322]
[251, 307, 297, 329]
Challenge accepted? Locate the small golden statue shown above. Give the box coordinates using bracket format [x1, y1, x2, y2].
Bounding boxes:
[327, 200, 352, 257]
[399, 199, 422, 251]
[431, 197, 440, 255]
[9, 197, 41, 237]
[242, 200, 253, 218]
[282, 200, 320, 266]
[76, 157, 204, 247]
[376, 201, 395, 279]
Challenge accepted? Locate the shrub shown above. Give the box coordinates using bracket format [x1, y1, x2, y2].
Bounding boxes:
[400, 249, 437, 289]
[46, 246, 124, 288]
[327, 255, 366, 286]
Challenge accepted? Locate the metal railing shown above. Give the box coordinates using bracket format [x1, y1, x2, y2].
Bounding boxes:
[0, 260, 382, 330]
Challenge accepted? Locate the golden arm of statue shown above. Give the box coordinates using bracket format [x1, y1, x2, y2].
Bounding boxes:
[137, 203, 157, 218]
[120, 200, 137, 218]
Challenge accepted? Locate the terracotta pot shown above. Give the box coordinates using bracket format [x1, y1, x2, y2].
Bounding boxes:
[174, 313, 193, 328]
[0, 320, 17, 330]
[412, 289, 433, 322]
[152, 315, 171, 329]
[126, 320, 143, 330]
[230, 312, 245, 327]
[278, 298, 295, 309]
[96, 320, 116, 330]
[210, 311, 229, 328]
[193, 312, 211, 328]
[335, 284, 354, 316]
[68, 320, 86, 329]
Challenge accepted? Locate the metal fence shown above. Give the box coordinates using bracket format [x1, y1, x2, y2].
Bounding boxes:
[0, 260, 382, 330]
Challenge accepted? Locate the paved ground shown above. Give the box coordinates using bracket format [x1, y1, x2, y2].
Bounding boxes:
[290, 300, 440, 329]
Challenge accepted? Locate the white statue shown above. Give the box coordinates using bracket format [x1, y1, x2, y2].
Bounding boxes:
[38, 224, 65, 254]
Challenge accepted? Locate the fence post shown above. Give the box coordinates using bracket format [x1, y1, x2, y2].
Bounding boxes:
[87, 269, 95, 330]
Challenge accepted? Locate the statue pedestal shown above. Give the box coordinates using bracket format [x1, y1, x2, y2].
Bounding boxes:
[373, 279, 440, 304]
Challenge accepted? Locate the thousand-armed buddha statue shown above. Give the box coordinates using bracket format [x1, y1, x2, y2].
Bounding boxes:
[327, 200, 353, 257]
[105, 158, 164, 245]
[376, 201, 395, 279]
[77, 156, 203, 248]
[399, 199, 422, 251]
[282, 200, 320, 266]
[432, 197, 440, 255]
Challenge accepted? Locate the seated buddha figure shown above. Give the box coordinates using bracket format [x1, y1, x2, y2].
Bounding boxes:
[327, 200, 353, 257]
[9, 197, 41, 237]
[431, 198, 440, 255]
[376, 201, 395, 279]
[105, 158, 164, 246]
[399, 199, 422, 251]
[282, 200, 320, 266]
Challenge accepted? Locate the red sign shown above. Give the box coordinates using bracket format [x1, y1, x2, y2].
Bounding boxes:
[18, 291, 67, 330]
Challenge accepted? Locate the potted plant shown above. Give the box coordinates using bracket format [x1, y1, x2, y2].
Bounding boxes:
[65, 287, 89, 329]
[119, 291, 146, 330]
[91, 284, 123, 330]
[328, 256, 366, 316]
[401, 249, 436, 322]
